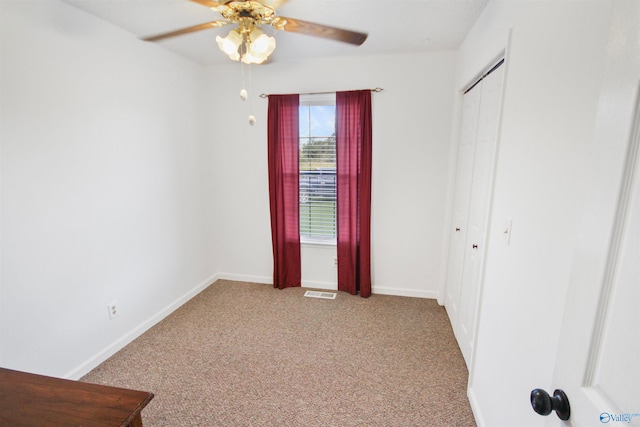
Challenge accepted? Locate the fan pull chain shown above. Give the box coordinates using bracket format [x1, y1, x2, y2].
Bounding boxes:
[248, 64, 255, 126]
[240, 58, 248, 101]
[238, 41, 255, 126]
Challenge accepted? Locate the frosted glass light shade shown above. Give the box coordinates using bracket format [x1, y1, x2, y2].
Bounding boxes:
[216, 29, 242, 61]
[242, 28, 275, 64]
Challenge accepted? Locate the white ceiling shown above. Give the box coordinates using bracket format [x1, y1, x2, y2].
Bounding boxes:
[61, 0, 489, 66]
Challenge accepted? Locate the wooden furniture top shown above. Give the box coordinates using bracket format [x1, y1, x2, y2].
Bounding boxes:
[0, 367, 154, 427]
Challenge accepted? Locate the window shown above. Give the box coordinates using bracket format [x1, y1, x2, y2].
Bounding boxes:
[299, 94, 336, 243]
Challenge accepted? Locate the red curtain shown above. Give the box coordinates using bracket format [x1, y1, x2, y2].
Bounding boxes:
[336, 90, 372, 297]
[268, 94, 301, 289]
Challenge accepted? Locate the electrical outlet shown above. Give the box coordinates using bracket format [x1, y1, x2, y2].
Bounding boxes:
[107, 301, 119, 320]
[334, 258, 338, 266]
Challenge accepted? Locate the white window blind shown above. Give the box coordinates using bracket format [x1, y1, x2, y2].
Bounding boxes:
[299, 94, 336, 243]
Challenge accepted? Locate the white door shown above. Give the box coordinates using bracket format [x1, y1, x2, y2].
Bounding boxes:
[445, 82, 481, 328]
[445, 62, 505, 367]
[537, 1, 640, 425]
[457, 64, 504, 365]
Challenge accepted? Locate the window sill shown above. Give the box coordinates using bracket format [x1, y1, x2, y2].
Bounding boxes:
[301, 238, 336, 247]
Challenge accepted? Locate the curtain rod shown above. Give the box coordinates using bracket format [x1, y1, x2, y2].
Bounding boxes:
[259, 87, 383, 98]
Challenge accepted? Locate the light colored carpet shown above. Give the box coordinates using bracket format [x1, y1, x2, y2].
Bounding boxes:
[81, 280, 476, 426]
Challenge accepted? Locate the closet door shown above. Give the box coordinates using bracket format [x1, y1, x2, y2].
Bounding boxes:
[444, 84, 481, 327]
[456, 64, 504, 366]
[445, 62, 504, 368]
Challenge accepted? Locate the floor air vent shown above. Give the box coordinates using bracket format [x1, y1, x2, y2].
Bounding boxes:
[304, 290, 337, 300]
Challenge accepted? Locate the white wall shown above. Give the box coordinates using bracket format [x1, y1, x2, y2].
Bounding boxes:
[0, 1, 456, 380]
[453, 1, 613, 426]
[208, 52, 457, 298]
[0, 0, 463, 382]
[0, 0, 217, 378]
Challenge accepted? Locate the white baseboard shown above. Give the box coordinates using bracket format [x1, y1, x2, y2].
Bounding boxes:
[65, 273, 438, 379]
[301, 280, 337, 290]
[216, 272, 272, 285]
[217, 273, 337, 291]
[64, 273, 219, 380]
[219, 273, 437, 299]
[372, 285, 438, 299]
[467, 386, 486, 427]
[218, 274, 438, 299]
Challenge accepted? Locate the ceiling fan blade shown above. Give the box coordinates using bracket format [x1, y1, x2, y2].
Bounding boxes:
[143, 21, 229, 42]
[272, 16, 367, 46]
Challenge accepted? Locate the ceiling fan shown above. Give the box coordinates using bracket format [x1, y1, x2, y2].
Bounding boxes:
[143, 0, 368, 64]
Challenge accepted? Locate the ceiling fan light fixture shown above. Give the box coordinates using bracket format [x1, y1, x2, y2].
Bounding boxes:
[242, 52, 265, 64]
[249, 28, 276, 55]
[239, 28, 276, 64]
[143, 0, 369, 64]
[216, 29, 243, 61]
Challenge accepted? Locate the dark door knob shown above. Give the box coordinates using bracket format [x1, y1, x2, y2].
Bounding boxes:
[530, 389, 570, 421]
[472, 244, 478, 249]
